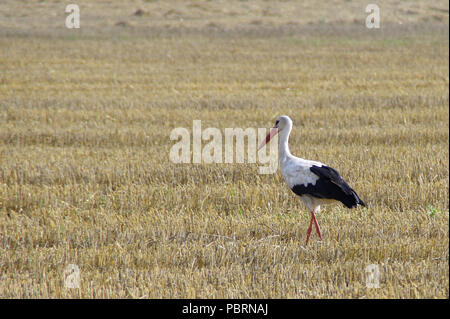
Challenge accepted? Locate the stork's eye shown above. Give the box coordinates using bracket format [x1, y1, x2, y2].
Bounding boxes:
[275, 120, 279, 126]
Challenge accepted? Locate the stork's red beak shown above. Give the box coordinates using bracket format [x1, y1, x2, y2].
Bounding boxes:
[258, 127, 278, 150]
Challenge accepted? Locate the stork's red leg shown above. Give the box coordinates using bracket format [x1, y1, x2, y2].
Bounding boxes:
[305, 212, 314, 245]
[311, 212, 322, 240]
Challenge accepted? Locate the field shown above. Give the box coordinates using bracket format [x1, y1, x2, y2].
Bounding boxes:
[0, 0, 448, 298]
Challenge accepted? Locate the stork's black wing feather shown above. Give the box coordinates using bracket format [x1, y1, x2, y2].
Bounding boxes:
[291, 165, 366, 208]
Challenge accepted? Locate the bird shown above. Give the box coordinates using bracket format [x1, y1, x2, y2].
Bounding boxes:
[258, 115, 366, 245]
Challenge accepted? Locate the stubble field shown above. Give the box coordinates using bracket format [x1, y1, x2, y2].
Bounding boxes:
[0, 0, 448, 298]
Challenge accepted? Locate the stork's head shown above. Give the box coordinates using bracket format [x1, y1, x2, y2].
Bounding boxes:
[273, 115, 292, 131]
[258, 115, 292, 150]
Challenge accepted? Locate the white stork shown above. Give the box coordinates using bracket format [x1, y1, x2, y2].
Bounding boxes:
[258, 115, 366, 245]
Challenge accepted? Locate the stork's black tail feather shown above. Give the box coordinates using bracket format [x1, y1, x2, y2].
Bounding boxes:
[340, 189, 365, 209]
[351, 190, 366, 208]
[308, 165, 366, 209]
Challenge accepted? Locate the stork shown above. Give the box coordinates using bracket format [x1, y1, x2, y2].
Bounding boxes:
[258, 115, 366, 245]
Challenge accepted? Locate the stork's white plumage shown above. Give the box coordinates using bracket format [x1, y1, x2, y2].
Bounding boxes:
[258, 115, 366, 245]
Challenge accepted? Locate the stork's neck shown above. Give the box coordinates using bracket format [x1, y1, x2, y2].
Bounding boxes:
[278, 122, 293, 163]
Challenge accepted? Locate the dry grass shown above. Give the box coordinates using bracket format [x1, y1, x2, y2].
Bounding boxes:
[0, 0, 448, 298]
